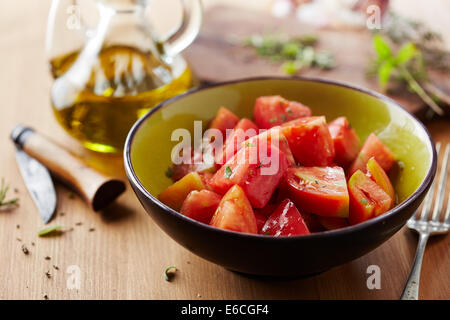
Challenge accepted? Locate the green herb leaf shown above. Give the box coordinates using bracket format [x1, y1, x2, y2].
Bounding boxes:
[165, 167, 174, 178]
[0, 178, 19, 208]
[38, 225, 67, 237]
[395, 42, 418, 65]
[360, 199, 368, 206]
[224, 166, 233, 179]
[164, 266, 177, 281]
[245, 142, 256, 147]
[373, 34, 393, 60]
[377, 60, 394, 91]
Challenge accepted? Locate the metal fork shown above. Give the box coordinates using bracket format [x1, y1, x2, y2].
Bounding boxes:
[400, 142, 450, 300]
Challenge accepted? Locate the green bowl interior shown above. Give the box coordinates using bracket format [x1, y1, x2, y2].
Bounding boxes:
[130, 79, 432, 205]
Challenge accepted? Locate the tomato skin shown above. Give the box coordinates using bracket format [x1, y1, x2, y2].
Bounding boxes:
[209, 143, 289, 208]
[208, 106, 240, 136]
[366, 157, 395, 204]
[171, 147, 217, 181]
[261, 199, 310, 236]
[285, 166, 349, 218]
[158, 172, 205, 211]
[348, 170, 393, 225]
[210, 185, 258, 234]
[255, 203, 277, 218]
[282, 116, 335, 166]
[254, 95, 312, 129]
[348, 133, 395, 177]
[316, 215, 349, 230]
[181, 190, 222, 224]
[254, 211, 268, 233]
[328, 117, 361, 168]
[244, 127, 296, 166]
[215, 118, 259, 165]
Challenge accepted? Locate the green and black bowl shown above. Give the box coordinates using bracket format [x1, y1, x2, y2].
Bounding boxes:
[124, 77, 437, 277]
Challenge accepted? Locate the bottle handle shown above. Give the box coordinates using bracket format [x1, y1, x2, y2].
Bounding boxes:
[158, 0, 203, 58]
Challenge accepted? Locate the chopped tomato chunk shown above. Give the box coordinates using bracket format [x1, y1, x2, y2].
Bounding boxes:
[208, 106, 240, 136]
[215, 118, 259, 165]
[158, 172, 205, 211]
[282, 116, 335, 166]
[366, 157, 395, 204]
[348, 170, 393, 225]
[210, 185, 258, 234]
[328, 117, 361, 168]
[254, 95, 312, 129]
[209, 142, 289, 208]
[261, 199, 310, 236]
[348, 133, 395, 176]
[285, 166, 349, 218]
[181, 190, 222, 224]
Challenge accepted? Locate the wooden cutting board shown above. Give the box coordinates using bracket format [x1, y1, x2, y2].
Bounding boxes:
[184, 5, 445, 116]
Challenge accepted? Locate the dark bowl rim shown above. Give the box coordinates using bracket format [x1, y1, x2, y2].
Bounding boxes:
[124, 76, 437, 242]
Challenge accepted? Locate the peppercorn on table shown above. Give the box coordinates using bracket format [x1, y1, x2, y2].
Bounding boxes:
[0, 0, 449, 300]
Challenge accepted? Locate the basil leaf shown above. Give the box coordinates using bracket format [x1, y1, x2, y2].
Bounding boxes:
[373, 34, 393, 60]
[377, 60, 394, 91]
[395, 42, 418, 65]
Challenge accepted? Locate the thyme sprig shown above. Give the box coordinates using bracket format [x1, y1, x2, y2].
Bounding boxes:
[0, 178, 19, 208]
[243, 33, 335, 75]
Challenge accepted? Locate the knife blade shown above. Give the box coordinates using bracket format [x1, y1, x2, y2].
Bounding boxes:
[11, 126, 57, 223]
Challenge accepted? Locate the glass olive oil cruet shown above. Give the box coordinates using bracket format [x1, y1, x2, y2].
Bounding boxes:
[46, 0, 202, 153]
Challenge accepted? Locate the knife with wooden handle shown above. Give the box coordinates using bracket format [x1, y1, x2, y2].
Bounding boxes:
[11, 125, 126, 221]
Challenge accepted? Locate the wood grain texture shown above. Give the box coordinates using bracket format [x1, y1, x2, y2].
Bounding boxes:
[0, 0, 448, 300]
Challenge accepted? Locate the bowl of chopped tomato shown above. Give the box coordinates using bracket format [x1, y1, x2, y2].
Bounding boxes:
[124, 77, 437, 277]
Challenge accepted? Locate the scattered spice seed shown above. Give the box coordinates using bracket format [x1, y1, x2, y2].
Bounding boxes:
[45, 271, 51, 279]
[16, 237, 21, 242]
[89, 228, 95, 232]
[53, 265, 59, 270]
[164, 266, 177, 281]
[59, 212, 65, 216]
[75, 222, 83, 226]
[16, 224, 20, 229]
[21, 244, 29, 255]
[67, 192, 75, 199]
[45, 256, 51, 260]
[43, 294, 49, 300]
[197, 293, 202, 298]
[31, 242, 35, 246]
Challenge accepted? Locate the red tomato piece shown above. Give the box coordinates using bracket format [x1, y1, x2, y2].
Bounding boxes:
[255, 203, 277, 218]
[282, 116, 335, 166]
[254, 211, 268, 233]
[348, 133, 395, 177]
[215, 118, 259, 165]
[180, 190, 222, 224]
[209, 143, 289, 208]
[244, 127, 296, 166]
[210, 185, 258, 234]
[253, 95, 312, 129]
[285, 166, 349, 218]
[208, 106, 240, 136]
[171, 147, 217, 181]
[316, 215, 349, 230]
[366, 157, 395, 204]
[261, 199, 310, 236]
[348, 170, 393, 225]
[328, 117, 361, 168]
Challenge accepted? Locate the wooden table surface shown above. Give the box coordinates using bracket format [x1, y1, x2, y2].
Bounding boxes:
[0, 1, 449, 300]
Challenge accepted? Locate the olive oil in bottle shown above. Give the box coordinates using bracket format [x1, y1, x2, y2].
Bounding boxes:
[50, 45, 194, 153]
